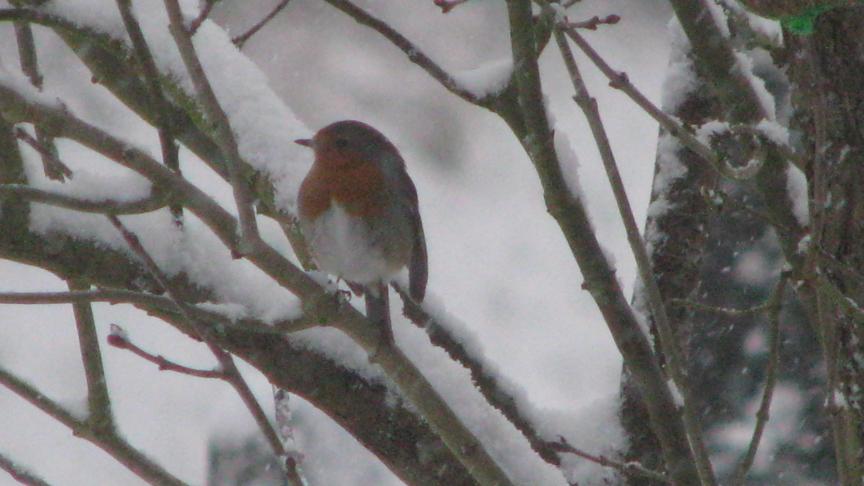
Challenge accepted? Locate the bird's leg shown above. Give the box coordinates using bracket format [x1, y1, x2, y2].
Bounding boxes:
[332, 277, 354, 303]
[365, 281, 394, 353]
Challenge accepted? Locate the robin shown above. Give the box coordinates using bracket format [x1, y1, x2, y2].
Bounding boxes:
[295, 120, 428, 344]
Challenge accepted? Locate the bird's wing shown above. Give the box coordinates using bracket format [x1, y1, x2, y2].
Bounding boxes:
[380, 151, 428, 301]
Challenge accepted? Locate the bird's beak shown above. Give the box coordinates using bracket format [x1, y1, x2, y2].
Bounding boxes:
[294, 138, 314, 148]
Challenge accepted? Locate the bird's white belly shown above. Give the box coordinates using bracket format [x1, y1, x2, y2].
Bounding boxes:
[304, 203, 397, 284]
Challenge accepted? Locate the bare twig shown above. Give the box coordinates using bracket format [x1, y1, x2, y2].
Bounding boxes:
[107, 215, 286, 464]
[0, 184, 169, 215]
[232, 0, 291, 49]
[433, 0, 469, 14]
[0, 365, 187, 486]
[731, 274, 787, 485]
[68, 279, 115, 432]
[321, 0, 482, 104]
[568, 14, 620, 30]
[13, 128, 73, 180]
[116, 0, 183, 225]
[188, 0, 217, 35]
[164, 0, 261, 252]
[13, 18, 68, 182]
[553, 22, 717, 485]
[0, 450, 50, 486]
[551, 437, 671, 484]
[107, 324, 224, 379]
[560, 26, 802, 181]
[505, 0, 701, 482]
[670, 298, 775, 317]
[273, 389, 308, 486]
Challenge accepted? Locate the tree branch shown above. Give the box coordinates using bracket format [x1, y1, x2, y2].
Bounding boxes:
[0, 451, 50, 486]
[504, 0, 702, 483]
[68, 278, 115, 433]
[107, 214, 286, 464]
[116, 0, 183, 224]
[0, 365, 187, 486]
[107, 323, 224, 378]
[320, 0, 483, 105]
[731, 274, 787, 485]
[0, 184, 169, 215]
[551, 437, 671, 484]
[553, 23, 717, 485]
[163, 0, 261, 252]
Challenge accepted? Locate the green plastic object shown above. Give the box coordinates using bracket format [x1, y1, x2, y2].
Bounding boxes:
[780, 4, 837, 35]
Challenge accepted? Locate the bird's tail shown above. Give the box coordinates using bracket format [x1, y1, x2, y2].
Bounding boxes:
[365, 281, 393, 346]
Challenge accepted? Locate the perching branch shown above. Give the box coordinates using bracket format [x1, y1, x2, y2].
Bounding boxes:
[553, 23, 717, 485]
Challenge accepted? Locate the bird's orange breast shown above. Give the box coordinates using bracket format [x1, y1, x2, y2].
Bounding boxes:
[298, 156, 387, 221]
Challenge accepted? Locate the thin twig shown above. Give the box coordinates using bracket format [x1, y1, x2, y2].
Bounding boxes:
[107, 215, 286, 463]
[164, 0, 261, 252]
[321, 0, 481, 104]
[561, 25, 794, 181]
[0, 451, 50, 486]
[0, 184, 169, 215]
[68, 279, 115, 432]
[568, 14, 620, 30]
[433, 0, 469, 14]
[670, 298, 774, 317]
[272, 389, 308, 486]
[13, 18, 68, 182]
[553, 22, 717, 485]
[505, 0, 700, 482]
[731, 274, 787, 485]
[188, 0, 217, 35]
[107, 324, 224, 379]
[232, 0, 291, 49]
[116, 0, 183, 225]
[551, 437, 671, 484]
[13, 127, 73, 180]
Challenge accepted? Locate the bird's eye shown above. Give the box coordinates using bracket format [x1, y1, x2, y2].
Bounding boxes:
[334, 138, 349, 148]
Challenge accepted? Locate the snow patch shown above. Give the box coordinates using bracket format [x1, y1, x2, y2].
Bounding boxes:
[451, 58, 513, 99]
